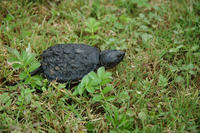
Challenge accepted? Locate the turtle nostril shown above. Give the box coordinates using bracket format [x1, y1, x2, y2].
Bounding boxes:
[120, 52, 125, 58]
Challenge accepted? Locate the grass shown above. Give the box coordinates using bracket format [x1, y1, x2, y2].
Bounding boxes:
[0, 0, 200, 132]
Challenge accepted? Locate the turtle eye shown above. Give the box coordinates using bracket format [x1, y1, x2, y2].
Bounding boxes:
[118, 52, 125, 58]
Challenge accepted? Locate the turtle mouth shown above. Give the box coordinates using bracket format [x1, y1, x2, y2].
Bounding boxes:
[119, 52, 125, 61]
[109, 52, 125, 68]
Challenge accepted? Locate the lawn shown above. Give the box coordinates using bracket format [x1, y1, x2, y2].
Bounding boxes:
[0, 0, 200, 132]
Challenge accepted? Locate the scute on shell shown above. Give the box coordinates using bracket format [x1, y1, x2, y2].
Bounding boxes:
[41, 44, 100, 83]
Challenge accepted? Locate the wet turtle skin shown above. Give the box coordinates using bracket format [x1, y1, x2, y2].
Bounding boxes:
[40, 44, 101, 83]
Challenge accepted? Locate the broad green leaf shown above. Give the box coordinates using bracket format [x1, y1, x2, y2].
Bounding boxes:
[92, 94, 103, 102]
[101, 78, 112, 85]
[21, 51, 28, 62]
[8, 57, 19, 63]
[97, 67, 105, 78]
[26, 43, 32, 55]
[19, 72, 28, 80]
[23, 52, 35, 66]
[42, 87, 47, 92]
[86, 86, 95, 93]
[72, 87, 79, 96]
[105, 96, 115, 102]
[35, 80, 42, 86]
[77, 84, 85, 96]
[12, 63, 22, 69]
[31, 75, 43, 81]
[102, 72, 112, 80]
[88, 72, 101, 86]
[89, 77, 101, 86]
[101, 71, 112, 85]
[85, 18, 100, 33]
[29, 62, 41, 72]
[9, 48, 20, 59]
[157, 75, 168, 87]
[88, 71, 98, 79]
[81, 75, 90, 86]
[25, 55, 35, 66]
[102, 86, 113, 94]
[24, 77, 31, 84]
[57, 84, 66, 89]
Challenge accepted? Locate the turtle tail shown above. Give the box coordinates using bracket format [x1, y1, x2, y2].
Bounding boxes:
[30, 66, 43, 76]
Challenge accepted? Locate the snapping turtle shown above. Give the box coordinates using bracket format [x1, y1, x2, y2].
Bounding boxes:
[31, 44, 125, 83]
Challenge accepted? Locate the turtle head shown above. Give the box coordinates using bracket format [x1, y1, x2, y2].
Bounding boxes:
[100, 50, 125, 68]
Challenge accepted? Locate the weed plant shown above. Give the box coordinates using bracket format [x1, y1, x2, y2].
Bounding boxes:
[0, 0, 199, 132]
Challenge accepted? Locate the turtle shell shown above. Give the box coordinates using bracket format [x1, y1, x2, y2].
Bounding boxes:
[41, 44, 100, 83]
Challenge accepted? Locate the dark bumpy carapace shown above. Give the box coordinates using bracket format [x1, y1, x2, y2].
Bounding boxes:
[31, 44, 125, 83]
